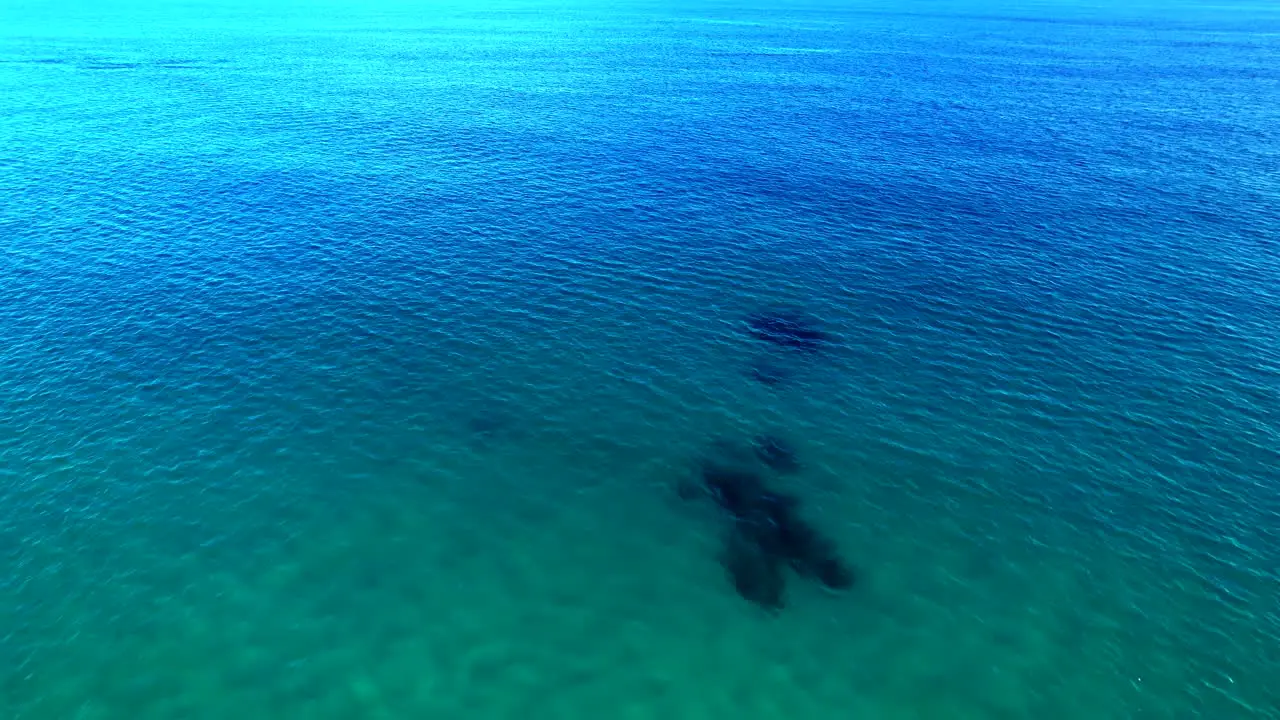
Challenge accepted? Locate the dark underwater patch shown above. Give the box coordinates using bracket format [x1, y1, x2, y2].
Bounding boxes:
[722, 521, 786, 612]
[81, 61, 141, 70]
[745, 311, 832, 353]
[697, 459, 854, 609]
[459, 406, 526, 449]
[466, 412, 511, 440]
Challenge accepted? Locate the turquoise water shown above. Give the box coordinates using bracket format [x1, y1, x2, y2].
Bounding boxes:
[2, 0, 1279, 717]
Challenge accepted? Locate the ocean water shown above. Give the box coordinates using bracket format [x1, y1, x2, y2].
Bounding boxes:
[2, 0, 1279, 717]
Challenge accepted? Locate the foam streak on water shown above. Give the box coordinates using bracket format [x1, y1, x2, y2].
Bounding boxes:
[2, 0, 1279, 718]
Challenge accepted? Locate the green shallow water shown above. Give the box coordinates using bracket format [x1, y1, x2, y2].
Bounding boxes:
[7, 434, 1257, 719]
[2, 0, 1279, 717]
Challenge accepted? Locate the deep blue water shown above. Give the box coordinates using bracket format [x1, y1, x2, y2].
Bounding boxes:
[2, 0, 1279, 718]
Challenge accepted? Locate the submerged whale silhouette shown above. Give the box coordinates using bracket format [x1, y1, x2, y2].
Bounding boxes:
[700, 463, 853, 611]
[746, 312, 832, 353]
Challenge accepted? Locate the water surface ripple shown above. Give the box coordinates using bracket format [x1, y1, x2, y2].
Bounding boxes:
[2, 0, 1278, 718]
